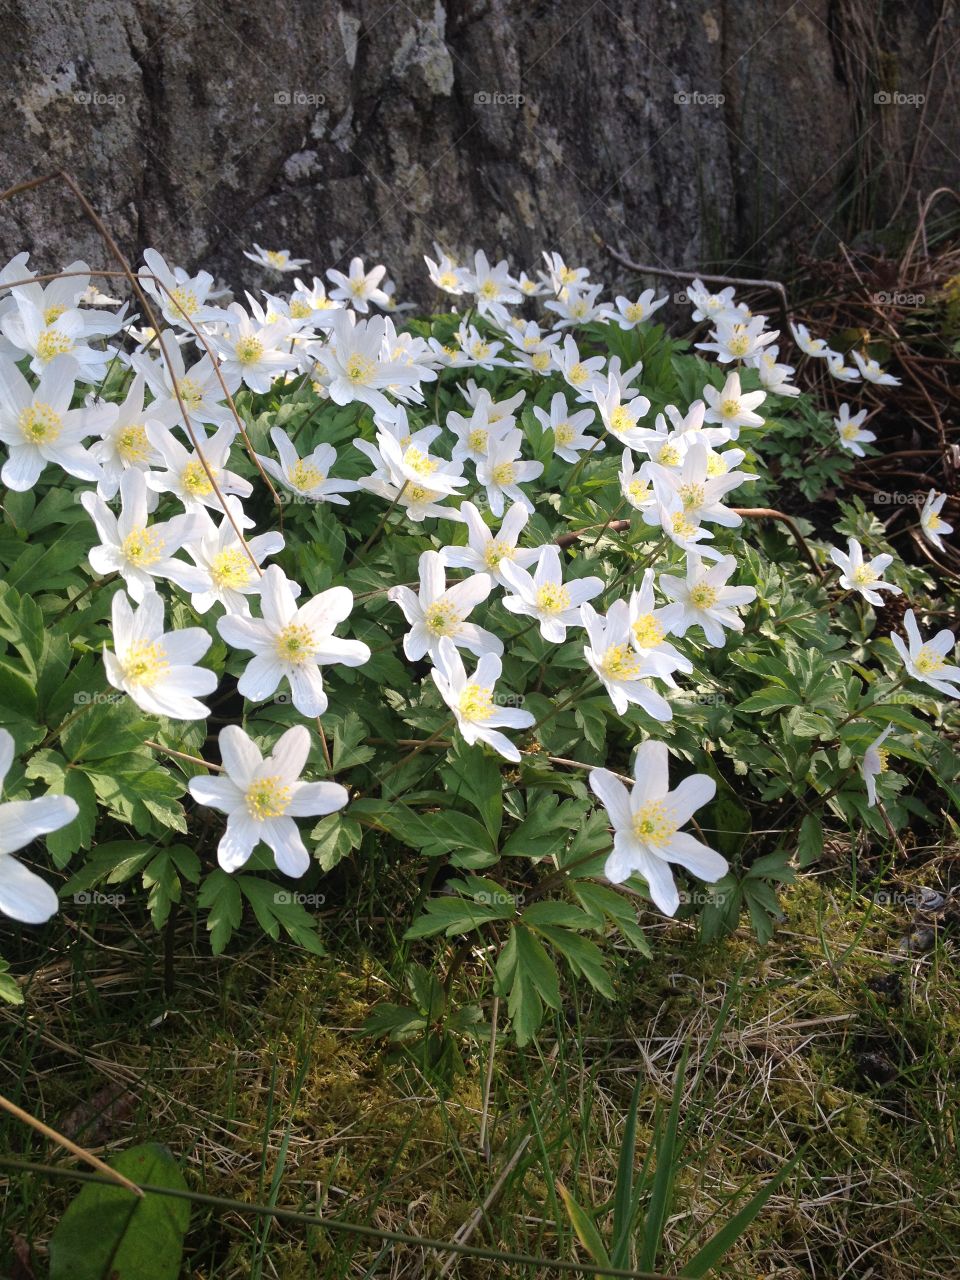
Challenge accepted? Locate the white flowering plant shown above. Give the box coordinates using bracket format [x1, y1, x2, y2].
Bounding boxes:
[0, 244, 956, 1041]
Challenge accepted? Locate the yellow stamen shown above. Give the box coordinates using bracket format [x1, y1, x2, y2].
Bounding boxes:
[245, 775, 291, 820]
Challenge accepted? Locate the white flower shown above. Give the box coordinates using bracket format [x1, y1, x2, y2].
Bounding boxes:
[852, 351, 899, 386]
[749, 345, 800, 396]
[593, 381, 654, 450]
[424, 246, 468, 295]
[387, 551, 502, 663]
[533, 392, 602, 462]
[659, 554, 757, 647]
[829, 538, 901, 606]
[445, 398, 511, 467]
[602, 290, 668, 330]
[834, 404, 875, 456]
[354, 432, 465, 524]
[104, 589, 217, 720]
[217, 565, 370, 716]
[139, 248, 224, 329]
[81, 467, 205, 601]
[243, 244, 310, 274]
[862, 724, 893, 807]
[500, 545, 603, 642]
[702, 371, 766, 436]
[647, 440, 750, 528]
[0, 728, 77, 924]
[476, 428, 544, 516]
[439, 501, 541, 586]
[90, 372, 163, 499]
[540, 251, 591, 294]
[323, 310, 422, 414]
[449, 323, 507, 369]
[0, 292, 111, 381]
[890, 610, 960, 698]
[552, 335, 606, 402]
[130, 333, 240, 432]
[581, 601, 673, 720]
[544, 282, 606, 328]
[0, 354, 106, 490]
[146, 423, 253, 513]
[619, 451, 657, 513]
[826, 352, 860, 382]
[790, 322, 832, 358]
[188, 724, 347, 875]
[181, 500, 284, 615]
[431, 637, 534, 762]
[688, 279, 736, 323]
[326, 256, 388, 313]
[696, 316, 777, 363]
[289, 275, 344, 325]
[213, 303, 298, 393]
[256, 426, 359, 506]
[626, 569, 692, 682]
[920, 490, 953, 552]
[589, 740, 727, 914]
[460, 250, 522, 315]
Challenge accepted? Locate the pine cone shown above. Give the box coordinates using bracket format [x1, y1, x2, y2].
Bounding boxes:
[875, 593, 909, 635]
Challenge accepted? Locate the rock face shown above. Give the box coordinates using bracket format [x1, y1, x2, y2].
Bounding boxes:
[1, 0, 958, 296]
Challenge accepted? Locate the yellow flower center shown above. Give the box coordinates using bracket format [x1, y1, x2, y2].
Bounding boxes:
[600, 643, 642, 681]
[345, 352, 376, 383]
[492, 461, 517, 486]
[705, 453, 726, 477]
[404, 447, 437, 477]
[679, 482, 706, 510]
[121, 527, 165, 567]
[554, 422, 575, 446]
[484, 539, 514, 569]
[290, 299, 313, 319]
[876, 747, 889, 773]
[121, 640, 169, 686]
[177, 377, 204, 408]
[727, 330, 750, 357]
[624, 303, 644, 321]
[531, 351, 551, 371]
[18, 402, 63, 445]
[720, 398, 741, 419]
[245, 775, 291, 820]
[851, 565, 878, 586]
[181, 459, 215, 496]
[44, 304, 67, 324]
[840, 422, 859, 441]
[535, 583, 571, 613]
[609, 406, 635, 433]
[458, 683, 495, 720]
[117, 424, 150, 463]
[925, 512, 942, 531]
[632, 614, 665, 648]
[470, 340, 491, 360]
[36, 328, 74, 361]
[210, 547, 252, 590]
[914, 646, 945, 675]
[266, 251, 287, 268]
[626, 480, 650, 505]
[467, 428, 489, 453]
[438, 271, 459, 289]
[275, 622, 316, 664]
[170, 286, 198, 318]
[479, 280, 499, 299]
[290, 459, 324, 491]
[670, 511, 699, 539]
[235, 335, 264, 365]
[631, 800, 676, 847]
[689, 582, 719, 609]
[424, 601, 460, 636]
[568, 362, 589, 385]
[559, 267, 578, 284]
[406, 484, 439, 504]
[658, 443, 681, 466]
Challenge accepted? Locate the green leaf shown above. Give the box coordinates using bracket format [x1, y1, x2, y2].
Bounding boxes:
[495, 925, 561, 1045]
[198, 869, 243, 955]
[0, 958, 23, 1005]
[680, 1154, 801, 1277]
[797, 813, 823, 867]
[236, 875, 326, 954]
[48, 1142, 190, 1280]
[558, 1184, 612, 1271]
[331, 710, 375, 772]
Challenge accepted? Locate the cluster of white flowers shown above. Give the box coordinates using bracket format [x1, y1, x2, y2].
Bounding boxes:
[0, 241, 953, 925]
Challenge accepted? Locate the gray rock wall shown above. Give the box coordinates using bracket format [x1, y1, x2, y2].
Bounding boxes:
[1, 0, 957, 295]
